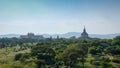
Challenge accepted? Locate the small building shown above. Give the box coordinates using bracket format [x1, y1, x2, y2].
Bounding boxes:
[20, 33, 43, 39]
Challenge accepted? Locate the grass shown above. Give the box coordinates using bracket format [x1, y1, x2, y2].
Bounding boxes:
[0, 46, 31, 68]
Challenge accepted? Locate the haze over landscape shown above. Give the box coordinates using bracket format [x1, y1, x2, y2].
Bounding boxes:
[1, 0, 120, 68]
[0, 0, 120, 35]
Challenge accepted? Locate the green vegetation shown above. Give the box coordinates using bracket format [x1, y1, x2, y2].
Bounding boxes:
[0, 36, 120, 68]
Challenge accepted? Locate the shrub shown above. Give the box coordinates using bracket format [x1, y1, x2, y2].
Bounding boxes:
[22, 53, 30, 59]
[101, 57, 111, 62]
[100, 62, 114, 68]
[90, 60, 100, 66]
[14, 53, 23, 61]
[112, 58, 120, 63]
[93, 61, 100, 66]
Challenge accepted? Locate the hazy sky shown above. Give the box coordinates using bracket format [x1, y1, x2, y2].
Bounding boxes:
[0, 0, 120, 35]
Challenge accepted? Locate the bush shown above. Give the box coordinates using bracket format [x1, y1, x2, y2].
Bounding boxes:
[90, 60, 100, 66]
[100, 62, 114, 68]
[22, 53, 30, 59]
[112, 58, 120, 63]
[14, 53, 23, 61]
[93, 61, 100, 66]
[101, 57, 111, 62]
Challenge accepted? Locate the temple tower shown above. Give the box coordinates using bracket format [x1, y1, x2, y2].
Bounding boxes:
[81, 26, 89, 39]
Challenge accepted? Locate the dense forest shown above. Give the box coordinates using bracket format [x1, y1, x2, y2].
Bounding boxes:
[0, 36, 120, 68]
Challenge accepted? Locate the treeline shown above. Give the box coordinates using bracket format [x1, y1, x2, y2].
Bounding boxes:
[0, 38, 42, 48]
[7, 36, 120, 68]
[0, 36, 120, 68]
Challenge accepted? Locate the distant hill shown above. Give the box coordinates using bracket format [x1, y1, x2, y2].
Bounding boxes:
[0, 34, 20, 38]
[43, 32, 120, 39]
[0, 32, 120, 39]
[89, 33, 120, 39]
[42, 32, 80, 38]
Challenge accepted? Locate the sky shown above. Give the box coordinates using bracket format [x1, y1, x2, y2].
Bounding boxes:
[0, 0, 120, 35]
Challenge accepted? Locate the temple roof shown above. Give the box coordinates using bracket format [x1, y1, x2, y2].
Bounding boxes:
[81, 26, 89, 38]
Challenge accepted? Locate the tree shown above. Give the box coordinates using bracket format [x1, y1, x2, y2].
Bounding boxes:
[89, 46, 103, 56]
[31, 46, 56, 68]
[112, 36, 120, 45]
[105, 46, 120, 56]
[57, 43, 88, 68]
